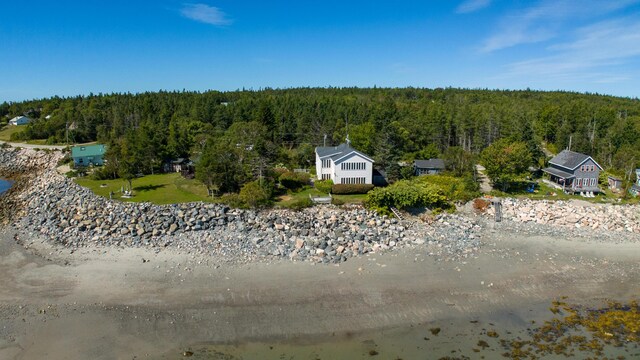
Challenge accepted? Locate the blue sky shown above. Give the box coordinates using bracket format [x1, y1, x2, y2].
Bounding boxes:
[1, 0, 640, 101]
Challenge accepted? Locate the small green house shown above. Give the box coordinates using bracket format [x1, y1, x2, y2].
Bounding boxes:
[71, 144, 106, 167]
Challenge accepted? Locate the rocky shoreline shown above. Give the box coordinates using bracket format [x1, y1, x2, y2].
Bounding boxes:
[487, 198, 640, 241]
[1, 147, 639, 265]
[0, 147, 482, 264]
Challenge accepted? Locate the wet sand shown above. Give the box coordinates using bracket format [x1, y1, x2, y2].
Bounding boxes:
[0, 224, 639, 359]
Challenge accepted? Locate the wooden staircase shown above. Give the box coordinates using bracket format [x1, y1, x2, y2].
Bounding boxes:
[390, 207, 404, 220]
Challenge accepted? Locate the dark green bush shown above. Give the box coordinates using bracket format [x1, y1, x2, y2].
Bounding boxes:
[90, 166, 116, 180]
[331, 184, 374, 194]
[56, 154, 72, 166]
[279, 171, 310, 190]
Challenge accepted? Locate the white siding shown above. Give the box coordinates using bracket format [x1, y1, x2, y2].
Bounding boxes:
[334, 154, 373, 185]
[316, 153, 322, 180]
[316, 149, 374, 185]
[316, 153, 334, 181]
[9, 116, 30, 126]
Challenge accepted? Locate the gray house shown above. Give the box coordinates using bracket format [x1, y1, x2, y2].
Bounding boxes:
[542, 150, 603, 194]
[414, 159, 445, 176]
[607, 176, 623, 191]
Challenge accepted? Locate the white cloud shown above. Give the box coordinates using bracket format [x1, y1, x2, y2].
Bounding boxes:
[480, 0, 640, 52]
[502, 16, 640, 84]
[180, 3, 232, 26]
[456, 0, 492, 14]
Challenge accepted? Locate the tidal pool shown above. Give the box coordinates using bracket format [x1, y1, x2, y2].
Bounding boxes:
[169, 299, 639, 360]
[0, 179, 12, 195]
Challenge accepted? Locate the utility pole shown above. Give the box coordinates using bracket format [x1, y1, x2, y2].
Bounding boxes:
[345, 114, 349, 144]
[323, 134, 327, 147]
[568, 135, 572, 151]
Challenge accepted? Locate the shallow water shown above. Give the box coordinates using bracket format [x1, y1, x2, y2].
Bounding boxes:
[0, 179, 11, 195]
[168, 300, 639, 360]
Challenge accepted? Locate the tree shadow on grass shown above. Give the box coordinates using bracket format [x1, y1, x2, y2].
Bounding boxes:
[133, 184, 166, 192]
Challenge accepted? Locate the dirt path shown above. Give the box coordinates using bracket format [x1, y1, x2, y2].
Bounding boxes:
[475, 164, 493, 193]
[0, 140, 66, 150]
[0, 223, 639, 359]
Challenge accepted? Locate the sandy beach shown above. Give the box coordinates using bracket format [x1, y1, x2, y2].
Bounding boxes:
[1, 221, 639, 359]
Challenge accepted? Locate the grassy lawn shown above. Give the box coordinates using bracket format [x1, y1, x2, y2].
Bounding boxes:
[0, 126, 50, 145]
[333, 193, 368, 204]
[75, 173, 212, 205]
[0, 125, 26, 141]
[275, 186, 368, 208]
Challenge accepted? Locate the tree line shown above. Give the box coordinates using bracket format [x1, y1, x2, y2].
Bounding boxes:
[2, 87, 639, 190]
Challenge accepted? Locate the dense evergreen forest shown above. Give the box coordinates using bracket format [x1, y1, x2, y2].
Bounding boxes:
[2, 88, 639, 190]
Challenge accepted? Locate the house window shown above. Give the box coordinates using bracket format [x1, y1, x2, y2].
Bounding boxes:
[341, 162, 365, 171]
[322, 159, 331, 168]
[322, 174, 330, 180]
[341, 177, 366, 184]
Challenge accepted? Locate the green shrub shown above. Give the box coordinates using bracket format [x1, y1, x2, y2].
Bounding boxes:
[219, 193, 244, 208]
[65, 170, 77, 178]
[314, 179, 333, 193]
[366, 179, 448, 214]
[273, 167, 288, 179]
[288, 196, 314, 210]
[56, 154, 72, 166]
[331, 184, 374, 194]
[90, 166, 116, 180]
[239, 180, 272, 208]
[415, 175, 480, 203]
[279, 171, 310, 190]
[331, 197, 345, 206]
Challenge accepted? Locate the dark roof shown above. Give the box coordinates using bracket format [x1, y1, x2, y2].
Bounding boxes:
[549, 150, 601, 170]
[414, 158, 445, 170]
[607, 176, 622, 182]
[315, 143, 374, 163]
[631, 184, 640, 192]
[315, 143, 353, 158]
[372, 168, 387, 178]
[542, 167, 575, 179]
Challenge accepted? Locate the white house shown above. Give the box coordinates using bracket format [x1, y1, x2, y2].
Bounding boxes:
[9, 116, 31, 126]
[315, 141, 374, 185]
